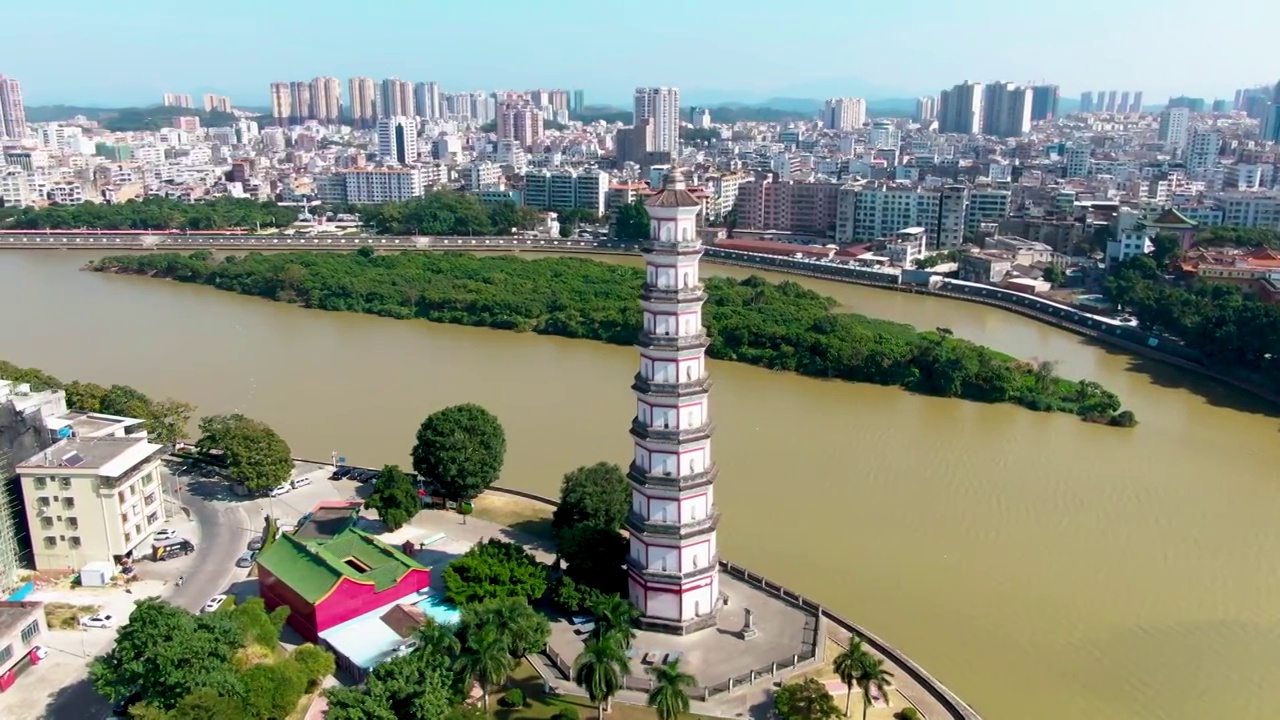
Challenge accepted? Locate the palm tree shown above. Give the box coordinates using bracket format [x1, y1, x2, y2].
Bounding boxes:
[646, 658, 696, 720]
[416, 619, 461, 659]
[854, 654, 895, 720]
[831, 639, 868, 717]
[587, 594, 640, 650]
[453, 624, 514, 713]
[572, 636, 630, 718]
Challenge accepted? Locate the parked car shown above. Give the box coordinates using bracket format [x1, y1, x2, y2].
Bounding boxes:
[291, 476, 312, 489]
[268, 484, 290, 497]
[152, 538, 195, 561]
[80, 614, 116, 629]
[32, 646, 49, 660]
[391, 639, 418, 658]
[236, 551, 258, 568]
[152, 528, 178, 542]
[247, 535, 264, 551]
[201, 595, 227, 613]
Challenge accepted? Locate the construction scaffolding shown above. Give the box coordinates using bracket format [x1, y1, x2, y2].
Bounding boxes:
[0, 402, 54, 594]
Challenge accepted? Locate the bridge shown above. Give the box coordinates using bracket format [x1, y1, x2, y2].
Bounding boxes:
[0, 233, 628, 253]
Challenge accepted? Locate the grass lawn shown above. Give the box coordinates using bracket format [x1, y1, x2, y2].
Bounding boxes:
[492, 660, 718, 720]
[471, 492, 556, 545]
[43, 602, 99, 630]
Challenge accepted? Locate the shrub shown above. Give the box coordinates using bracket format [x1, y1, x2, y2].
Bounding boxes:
[499, 688, 526, 708]
[291, 643, 336, 691]
[443, 538, 548, 606]
[551, 708, 581, 720]
[894, 708, 922, 720]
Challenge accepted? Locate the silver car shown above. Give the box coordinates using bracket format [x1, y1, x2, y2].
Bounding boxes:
[235, 551, 258, 568]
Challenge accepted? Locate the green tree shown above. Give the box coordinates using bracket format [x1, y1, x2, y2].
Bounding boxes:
[291, 643, 336, 692]
[459, 597, 550, 657]
[774, 678, 842, 720]
[411, 403, 507, 502]
[853, 654, 895, 720]
[324, 645, 455, 720]
[572, 636, 630, 718]
[646, 658, 696, 720]
[453, 624, 515, 713]
[239, 660, 308, 720]
[559, 524, 627, 593]
[442, 539, 548, 606]
[832, 640, 868, 717]
[196, 414, 293, 493]
[416, 619, 462, 658]
[165, 688, 245, 720]
[553, 462, 631, 539]
[364, 464, 421, 530]
[612, 200, 650, 241]
[587, 593, 640, 650]
[559, 223, 574, 238]
[1041, 264, 1066, 285]
[1150, 231, 1183, 267]
[90, 599, 243, 712]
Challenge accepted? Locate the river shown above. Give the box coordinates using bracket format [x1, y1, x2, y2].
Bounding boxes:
[4, 249, 1280, 720]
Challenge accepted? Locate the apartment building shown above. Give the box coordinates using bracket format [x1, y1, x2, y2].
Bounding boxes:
[376, 116, 418, 165]
[523, 168, 610, 216]
[937, 185, 968, 249]
[317, 167, 431, 203]
[967, 189, 1012, 234]
[633, 87, 680, 154]
[1216, 193, 1280, 230]
[734, 175, 841, 237]
[840, 184, 942, 244]
[496, 102, 543, 149]
[18, 435, 167, 569]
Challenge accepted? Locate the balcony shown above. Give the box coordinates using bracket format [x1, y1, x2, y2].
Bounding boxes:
[630, 419, 714, 443]
[627, 510, 720, 539]
[641, 285, 707, 303]
[632, 372, 712, 396]
[637, 330, 709, 350]
[627, 463, 717, 490]
[642, 238, 703, 254]
[626, 554, 720, 582]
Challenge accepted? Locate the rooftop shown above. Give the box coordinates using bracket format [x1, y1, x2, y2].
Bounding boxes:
[257, 524, 426, 603]
[17, 436, 163, 476]
[44, 410, 140, 438]
[293, 501, 363, 542]
[0, 601, 42, 636]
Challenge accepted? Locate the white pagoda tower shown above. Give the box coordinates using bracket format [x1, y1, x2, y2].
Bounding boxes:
[625, 172, 721, 635]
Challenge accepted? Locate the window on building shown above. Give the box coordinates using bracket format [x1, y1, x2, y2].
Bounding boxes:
[117, 491, 125, 504]
[62, 497, 75, 510]
[33, 477, 47, 490]
[69, 537, 81, 549]
[0, 644, 11, 665]
[20, 620, 39, 645]
[66, 517, 78, 531]
[42, 536, 56, 549]
[37, 497, 50, 508]
[39, 517, 53, 530]
[59, 477, 71, 490]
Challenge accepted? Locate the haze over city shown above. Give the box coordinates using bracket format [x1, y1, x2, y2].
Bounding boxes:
[7, 0, 1277, 105]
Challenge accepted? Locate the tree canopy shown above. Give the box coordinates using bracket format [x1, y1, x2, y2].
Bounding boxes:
[196, 413, 293, 492]
[357, 193, 540, 236]
[1107, 254, 1280, 389]
[0, 360, 193, 444]
[442, 538, 548, 606]
[5, 197, 298, 232]
[552, 462, 630, 539]
[324, 641, 456, 720]
[411, 403, 507, 502]
[88, 251, 1133, 422]
[364, 464, 421, 530]
[613, 200, 650, 241]
[458, 596, 551, 658]
[773, 677, 843, 720]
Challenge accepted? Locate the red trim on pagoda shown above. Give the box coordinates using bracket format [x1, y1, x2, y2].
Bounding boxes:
[628, 568, 716, 593]
[635, 493, 710, 518]
[634, 399, 710, 413]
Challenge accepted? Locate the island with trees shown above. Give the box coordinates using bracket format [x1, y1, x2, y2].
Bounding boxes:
[89, 250, 1134, 424]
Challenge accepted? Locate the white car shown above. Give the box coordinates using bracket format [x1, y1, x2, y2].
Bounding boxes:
[391, 639, 418, 658]
[291, 476, 313, 489]
[153, 528, 178, 542]
[80, 614, 115, 629]
[202, 595, 228, 613]
[268, 484, 291, 497]
[32, 646, 49, 660]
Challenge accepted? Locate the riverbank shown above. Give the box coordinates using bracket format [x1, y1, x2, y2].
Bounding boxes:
[87, 250, 1135, 426]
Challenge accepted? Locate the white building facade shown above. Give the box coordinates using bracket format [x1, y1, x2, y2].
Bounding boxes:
[626, 172, 721, 635]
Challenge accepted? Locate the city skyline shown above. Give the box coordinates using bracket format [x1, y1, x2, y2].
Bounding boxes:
[5, 0, 1276, 106]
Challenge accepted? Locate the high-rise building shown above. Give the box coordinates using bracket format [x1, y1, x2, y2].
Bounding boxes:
[626, 171, 721, 635]
[634, 87, 681, 154]
[914, 96, 937, 122]
[570, 90, 585, 115]
[376, 116, 418, 165]
[496, 101, 543, 149]
[269, 82, 292, 126]
[310, 77, 342, 124]
[1105, 90, 1118, 113]
[379, 79, 415, 118]
[1211, 99, 1229, 114]
[348, 77, 377, 128]
[982, 82, 1032, 137]
[1029, 85, 1060, 121]
[1119, 91, 1131, 114]
[938, 81, 984, 135]
[414, 81, 441, 120]
[1158, 107, 1191, 150]
[1186, 128, 1222, 171]
[289, 81, 313, 123]
[1130, 91, 1144, 113]
[202, 94, 232, 113]
[161, 93, 193, 108]
[822, 97, 867, 131]
[1079, 91, 1094, 114]
[0, 75, 28, 140]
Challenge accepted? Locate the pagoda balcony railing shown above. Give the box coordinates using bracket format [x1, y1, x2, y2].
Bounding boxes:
[637, 330, 709, 349]
[627, 510, 720, 538]
[641, 285, 707, 303]
[643, 238, 703, 253]
[626, 554, 720, 581]
[627, 463, 717, 490]
[631, 418, 714, 442]
[631, 372, 712, 395]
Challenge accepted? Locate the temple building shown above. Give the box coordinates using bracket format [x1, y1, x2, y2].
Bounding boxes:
[625, 172, 721, 634]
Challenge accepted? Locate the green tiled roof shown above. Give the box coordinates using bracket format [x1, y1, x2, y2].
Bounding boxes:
[257, 526, 426, 604]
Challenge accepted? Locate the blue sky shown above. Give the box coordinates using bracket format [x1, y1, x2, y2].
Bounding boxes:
[6, 0, 1276, 107]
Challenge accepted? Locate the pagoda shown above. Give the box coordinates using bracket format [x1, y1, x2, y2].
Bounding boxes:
[625, 172, 721, 635]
